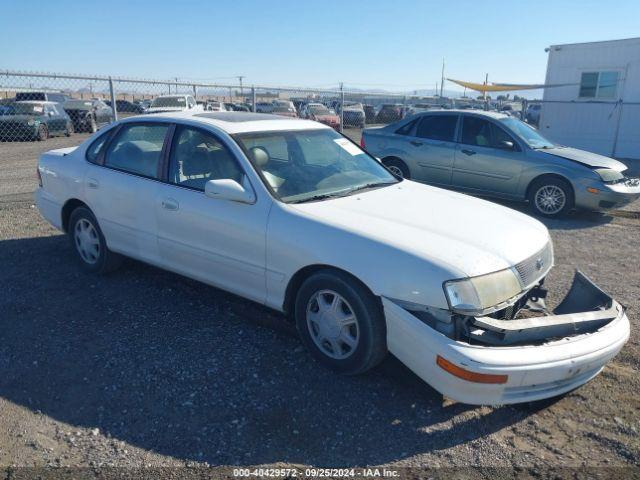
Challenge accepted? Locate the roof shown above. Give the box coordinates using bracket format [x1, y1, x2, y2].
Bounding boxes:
[411, 109, 510, 119]
[15, 100, 55, 105]
[127, 110, 330, 134]
[548, 36, 640, 49]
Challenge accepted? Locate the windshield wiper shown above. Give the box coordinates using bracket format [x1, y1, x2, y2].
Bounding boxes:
[289, 190, 353, 204]
[345, 181, 397, 194]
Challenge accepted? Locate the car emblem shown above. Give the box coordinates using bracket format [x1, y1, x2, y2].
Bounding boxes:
[535, 258, 544, 271]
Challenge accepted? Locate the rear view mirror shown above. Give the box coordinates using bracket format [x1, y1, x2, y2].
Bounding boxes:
[205, 178, 255, 204]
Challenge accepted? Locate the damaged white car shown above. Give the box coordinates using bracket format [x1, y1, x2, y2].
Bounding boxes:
[35, 112, 630, 405]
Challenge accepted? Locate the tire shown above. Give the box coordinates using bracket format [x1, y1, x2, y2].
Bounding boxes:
[383, 157, 410, 179]
[528, 176, 574, 218]
[36, 124, 48, 141]
[68, 207, 123, 274]
[294, 269, 387, 375]
[88, 116, 98, 133]
[65, 122, 73, 137]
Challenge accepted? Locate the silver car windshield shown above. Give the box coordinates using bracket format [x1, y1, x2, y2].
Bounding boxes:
[236, 129, 398, 203]
[500, 117, 555, 149]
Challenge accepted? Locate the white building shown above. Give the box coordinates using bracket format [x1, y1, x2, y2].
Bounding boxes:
[540, 37, 640, 159]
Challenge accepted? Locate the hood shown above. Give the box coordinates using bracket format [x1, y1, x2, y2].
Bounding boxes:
[315, 114, 339, 122]
[290, 180, 550, 277]
[542, 146, 627, 172]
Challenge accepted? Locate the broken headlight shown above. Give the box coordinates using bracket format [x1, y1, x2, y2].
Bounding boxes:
[443, 268, 523, 316]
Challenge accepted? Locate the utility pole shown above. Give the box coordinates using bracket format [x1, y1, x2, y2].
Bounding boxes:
[237, 75, 245, 98]
[440, 58, 445, 98]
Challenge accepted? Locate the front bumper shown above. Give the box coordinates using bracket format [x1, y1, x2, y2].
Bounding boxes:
[383, 272, 630, 405]
[576, 179, 640, 211]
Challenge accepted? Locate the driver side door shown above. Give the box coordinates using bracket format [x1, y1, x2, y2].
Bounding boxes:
[155, 124, 272, 304]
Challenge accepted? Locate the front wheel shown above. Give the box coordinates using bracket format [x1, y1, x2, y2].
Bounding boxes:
[68, 207, 123, 274]
[36, 124, 48, 141]
[383, 158, 410, 179]
[295, 270, 387, 375]
[528, 177, 573, 218]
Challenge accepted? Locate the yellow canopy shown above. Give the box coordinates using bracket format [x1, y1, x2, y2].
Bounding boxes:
[447, 78, 546, 93]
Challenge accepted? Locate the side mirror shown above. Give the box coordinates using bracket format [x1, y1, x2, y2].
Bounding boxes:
[204, 178, 255, 204]
[48, 111, 55, 117]
[499, 140, 515, 150]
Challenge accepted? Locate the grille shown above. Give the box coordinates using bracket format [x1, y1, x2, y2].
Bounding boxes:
[514, 242, 553, 288]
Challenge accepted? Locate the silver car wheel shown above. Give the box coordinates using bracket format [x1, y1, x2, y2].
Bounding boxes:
[387, 165, 404, 178]
[306, 289, 359, 360]
[534, 185, 566, 215]
[74, 218, 100, 264]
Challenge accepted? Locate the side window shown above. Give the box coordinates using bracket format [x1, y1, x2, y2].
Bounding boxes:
[104, 124, 169, 178]
[86, 129, 114, 164]
[168, 126, 243, 190]
[461, 116, 492, 147]
[395, 118, 418, 136]
[491, 124, 518, 150]
[415, 115, 457, 142]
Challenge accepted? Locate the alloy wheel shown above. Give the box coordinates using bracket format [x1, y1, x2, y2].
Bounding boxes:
[534, 185, 566, 215]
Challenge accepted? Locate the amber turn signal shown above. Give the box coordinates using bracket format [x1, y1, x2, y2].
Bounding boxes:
[436, 355, 508, 384]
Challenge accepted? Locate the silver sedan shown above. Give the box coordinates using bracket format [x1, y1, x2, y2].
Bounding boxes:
[361, 110, 640, 217]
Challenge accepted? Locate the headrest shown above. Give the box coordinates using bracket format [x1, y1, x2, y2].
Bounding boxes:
[249, 146, 270, 168]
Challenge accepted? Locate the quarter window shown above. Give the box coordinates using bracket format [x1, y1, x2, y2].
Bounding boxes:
[86, 129, 113, 164]
[415, 115, 457, 142]
[395, 118, 418, 136]
[168, 126, 243, 190]
[104, 123, 169, 178]
[579, 71, 619, 98]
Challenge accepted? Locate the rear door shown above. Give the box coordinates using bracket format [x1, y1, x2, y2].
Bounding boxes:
[451, 115, 524, 197]
[84, 122, 170, 263]
[401, 113, 458, 185]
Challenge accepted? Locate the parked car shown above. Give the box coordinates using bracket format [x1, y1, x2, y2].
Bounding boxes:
[35, 111, 630, 405]
[302, 103, 340, 129]
[363, 104, 376, 124]
[15, 91, 68, 103]
[146, 95, 201, 114]
[205, 101, 227, 112]
[255, 102, 275, 113]
[525, 104, 541, 126]
[376, 104, 403, 123]
[273, 106, 298, 118]
[339, 102, 366, 128]
[104, 100, 145, 114]
[137, 99, 153, 111]
[63, 99, 114, 133]
[0, 101, 72, 141]
[361, 110, 640, 217]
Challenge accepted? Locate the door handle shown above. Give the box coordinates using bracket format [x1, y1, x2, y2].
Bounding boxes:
[87, 178, 99, 189]
[461, 149, 476, 156]
[161, 198, 179, 211]
[410, 140, 423, 147]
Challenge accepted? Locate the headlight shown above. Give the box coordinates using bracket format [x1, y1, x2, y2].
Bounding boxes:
[444, 268, 523, 316]
[27, 119, 36, 126]
[594, 168, 624, 184]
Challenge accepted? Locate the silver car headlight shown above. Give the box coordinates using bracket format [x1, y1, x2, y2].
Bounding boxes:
[443, 268, 523, 316]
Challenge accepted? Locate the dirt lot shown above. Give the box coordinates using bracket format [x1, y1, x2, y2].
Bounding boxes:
[1, 131, 639, 477]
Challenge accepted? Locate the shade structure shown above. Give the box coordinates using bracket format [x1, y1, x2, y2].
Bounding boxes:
[447, 78, 547, 93]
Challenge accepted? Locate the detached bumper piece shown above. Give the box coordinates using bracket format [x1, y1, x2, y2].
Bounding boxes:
[469, 271, 622, 346]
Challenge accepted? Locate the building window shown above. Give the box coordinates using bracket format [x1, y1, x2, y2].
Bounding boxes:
[579, 71, 619, 99]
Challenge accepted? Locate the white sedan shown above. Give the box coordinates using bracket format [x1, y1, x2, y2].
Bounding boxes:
[35, 111, 630, 405]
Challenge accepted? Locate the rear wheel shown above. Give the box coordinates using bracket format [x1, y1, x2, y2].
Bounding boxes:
[88, 116, 98, 133]
[68, 207, 123, 274]
[383, 157, 410, 179]
[36, 124, 48, 141]
[295, 270, 387, 375]
[65, 122, 73, 137]
[528, 177, 573, 218]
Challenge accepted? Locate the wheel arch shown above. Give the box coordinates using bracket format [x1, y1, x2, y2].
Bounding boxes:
[61, 198, 91, 233]
[526, 173, 575, 204]
[282, 264, 377, 317]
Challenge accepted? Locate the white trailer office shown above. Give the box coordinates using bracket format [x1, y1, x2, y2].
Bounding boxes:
[540, 37, 640, 160]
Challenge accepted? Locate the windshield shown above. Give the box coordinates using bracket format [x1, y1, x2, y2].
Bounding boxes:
[309, 106, 330, 115]
[64, 100, 94, 110]
[500, 117, 555, 149]
[235, 129, 398, 203]
[5, 103, 46, 116]
[151, 96, 186, 108]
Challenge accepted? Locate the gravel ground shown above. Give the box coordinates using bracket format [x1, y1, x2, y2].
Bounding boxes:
[0, 132, 639, 477]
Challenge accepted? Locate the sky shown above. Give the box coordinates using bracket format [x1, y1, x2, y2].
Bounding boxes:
[2, 0, 640, 96]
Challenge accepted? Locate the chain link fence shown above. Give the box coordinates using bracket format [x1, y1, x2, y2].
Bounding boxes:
[0, 69, 488, 143]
